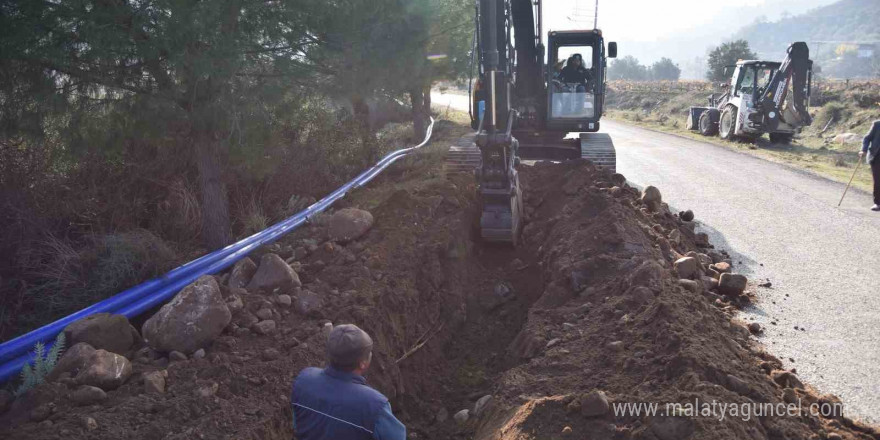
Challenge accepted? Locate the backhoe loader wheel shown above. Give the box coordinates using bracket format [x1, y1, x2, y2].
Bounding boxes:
[719, 106, 737, 140]
[698, 110, 719, 136]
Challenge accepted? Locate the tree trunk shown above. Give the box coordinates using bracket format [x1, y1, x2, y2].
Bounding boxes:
[422, 85, 432, 137]
[194, 129, 233, 250]
[410, 88, 427, 140]
[423, 85, 432, 114]
[352, 97, 377, 165]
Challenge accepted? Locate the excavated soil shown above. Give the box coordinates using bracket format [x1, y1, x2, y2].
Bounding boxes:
[2, 146, 879, 440]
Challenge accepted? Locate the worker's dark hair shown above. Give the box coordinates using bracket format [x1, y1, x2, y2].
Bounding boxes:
[330, 349, 372, 372]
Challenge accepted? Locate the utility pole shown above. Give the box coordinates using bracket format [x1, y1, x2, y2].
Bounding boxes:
[594, 0, 598, 28]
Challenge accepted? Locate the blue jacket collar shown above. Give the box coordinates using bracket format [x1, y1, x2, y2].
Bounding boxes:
[324, 366, 367, 385]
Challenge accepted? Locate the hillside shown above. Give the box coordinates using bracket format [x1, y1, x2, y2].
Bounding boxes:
[733, 0, 880, 62]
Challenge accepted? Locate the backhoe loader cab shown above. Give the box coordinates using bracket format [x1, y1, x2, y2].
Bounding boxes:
[546, 30, 615, 132]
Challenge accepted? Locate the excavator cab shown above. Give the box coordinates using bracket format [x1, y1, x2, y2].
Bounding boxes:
[546, 30, 615, 132]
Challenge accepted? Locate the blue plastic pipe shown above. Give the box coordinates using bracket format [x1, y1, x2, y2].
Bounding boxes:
[0, 118, 434, 382]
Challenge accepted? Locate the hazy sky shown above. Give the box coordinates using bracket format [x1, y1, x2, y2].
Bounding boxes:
[543, 0, 838, 42]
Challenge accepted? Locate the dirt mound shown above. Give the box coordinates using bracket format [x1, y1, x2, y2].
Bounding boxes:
[2, 152, 877, 440]
[472, 159, 878, 440]
[0, 167, 486, 439]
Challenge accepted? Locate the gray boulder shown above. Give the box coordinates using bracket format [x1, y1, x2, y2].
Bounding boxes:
[328, 208, 374, 242]
[294, 290, 324, 316]
[673, 257, 699, 280]
[75, 349, 132, 390]
[142, 275, 231, 353]
[143, 371, 166, 394]
[252, 320, 276, 335]
[678, 279, 702, 294]
[650, 416, 695, 440]
[473, 394, 493, 417]
[63, 313, 135, 355]
[641, 186, 662, 211]
[228, 257, 258, 288]
[70, 385, 107, 406]
[247, 253, 302, 291]
[718, 273, 747, 296]
[48, 342, 97, 381]
[581, 390, 610, 417]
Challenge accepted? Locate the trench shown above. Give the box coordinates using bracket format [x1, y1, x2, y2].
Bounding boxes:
[244, 171, 548, 440]
[393, 242, 545, 439]
[252, 245, 544, 440]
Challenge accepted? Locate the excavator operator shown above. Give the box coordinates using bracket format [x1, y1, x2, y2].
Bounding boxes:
[559, 55, 590, 92]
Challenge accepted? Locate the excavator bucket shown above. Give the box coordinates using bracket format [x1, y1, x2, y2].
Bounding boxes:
[479, 173, 523, 244]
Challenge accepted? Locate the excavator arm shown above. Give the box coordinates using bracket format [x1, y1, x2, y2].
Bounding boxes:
[474, 0, 522, 243]
[752, 42, 813, 131]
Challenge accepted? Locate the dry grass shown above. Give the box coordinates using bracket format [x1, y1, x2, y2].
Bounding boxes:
[3, 230, 178, 339]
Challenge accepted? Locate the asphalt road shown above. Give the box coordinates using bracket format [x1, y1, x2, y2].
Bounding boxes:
[432, 92, 880, 423]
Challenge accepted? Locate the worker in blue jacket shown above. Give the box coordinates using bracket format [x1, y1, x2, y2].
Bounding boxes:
[291, 324, 405, 440]
[860, 120, 880, 211]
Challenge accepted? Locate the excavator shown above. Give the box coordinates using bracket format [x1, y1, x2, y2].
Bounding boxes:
[465, 0, 617, 244]
[687, 42, 814, 143]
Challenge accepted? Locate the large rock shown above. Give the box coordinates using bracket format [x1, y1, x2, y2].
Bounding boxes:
[228, 257, 258, 288]
[48, 342, 97, 381]
[641, 186, 662, 211]
[252, 320, 276, 335]
[650, 416, 695, 440]
[142, 275, 232, 353]
[328, 208, 374, 243]
[63, 313, 134, 355]
[70, 385, 107, 406]
[771, 370, 804, 390]
[75, 349, 132, 390]
[833, 133, 859, 144]
[711, 262, 731, 273]
[143, 371, 166, 394]
[473, 395, 493, 417]
[718, 273, 747, 296]
[294, 290, 324, 316]
[673, 257, 699, 280]
[246, 254, 302, 291]
[642, 186, 661, 203]
[580, 390, 610, 417]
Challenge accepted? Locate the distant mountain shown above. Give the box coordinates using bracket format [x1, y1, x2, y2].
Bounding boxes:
[609, 0, 837, 79]
[732, 0, 880, 60]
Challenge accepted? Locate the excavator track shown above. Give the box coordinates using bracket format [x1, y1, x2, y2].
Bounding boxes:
[580, 132, 616, 173]
[444, 134, 481, 175]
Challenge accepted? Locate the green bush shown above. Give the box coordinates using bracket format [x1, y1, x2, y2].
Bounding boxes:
[15, 333, 65, 396]
[815, 102, 848, 127]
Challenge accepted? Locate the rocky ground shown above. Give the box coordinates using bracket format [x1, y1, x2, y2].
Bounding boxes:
[1, 133, 878, 440]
